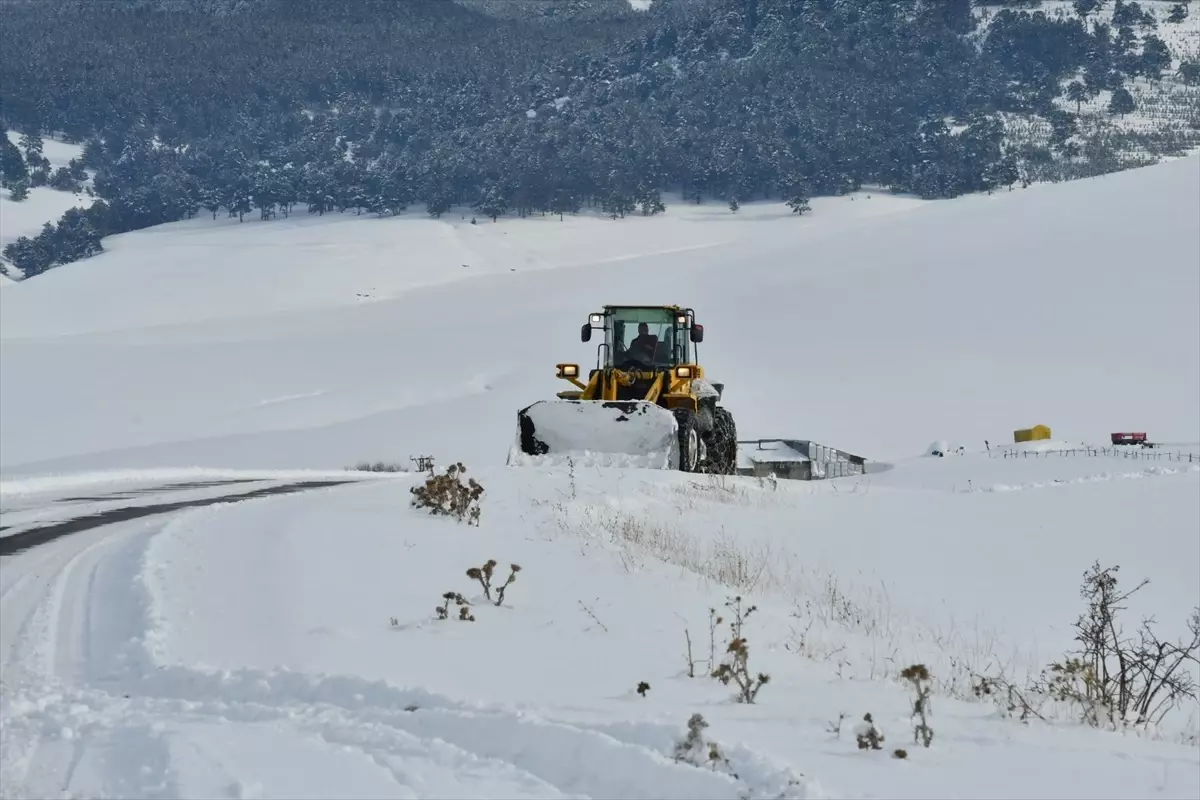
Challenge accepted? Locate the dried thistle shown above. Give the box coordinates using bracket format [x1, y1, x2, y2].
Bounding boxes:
[435, 590, 472, 621]
[411, 461, 484, 525]
[467, 560, 521, 606]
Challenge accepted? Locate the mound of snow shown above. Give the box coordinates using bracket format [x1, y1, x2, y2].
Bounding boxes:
[925, 439, 965, 457]
[510, 399, 680, 470]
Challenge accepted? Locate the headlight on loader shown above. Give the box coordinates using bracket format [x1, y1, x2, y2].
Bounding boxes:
[557, 363, 580, 379]
[676, 366, 693, 378]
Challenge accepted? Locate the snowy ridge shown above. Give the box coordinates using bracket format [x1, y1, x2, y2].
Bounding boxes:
[984, 463, 1199, 493]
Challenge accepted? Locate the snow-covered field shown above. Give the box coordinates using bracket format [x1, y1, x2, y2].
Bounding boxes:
[1, 155, 1198, 798]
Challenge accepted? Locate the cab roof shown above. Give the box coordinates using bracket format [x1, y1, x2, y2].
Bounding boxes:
[601, 304, 687, 312]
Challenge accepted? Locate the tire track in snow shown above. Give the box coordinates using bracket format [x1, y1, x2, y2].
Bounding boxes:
[1, 515, 179, 798]
[0, 479, 357, 557]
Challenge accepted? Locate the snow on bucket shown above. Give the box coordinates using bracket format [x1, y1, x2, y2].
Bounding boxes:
[509, 400, 679, 470]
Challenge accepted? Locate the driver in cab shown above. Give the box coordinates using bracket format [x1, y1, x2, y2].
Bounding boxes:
[628, 322, 659, 364]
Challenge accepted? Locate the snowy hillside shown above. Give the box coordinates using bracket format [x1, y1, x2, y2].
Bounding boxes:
[978, 0, 1200, 179]
[1, 158, 1196, 471]
[1, 156, 1198, 798]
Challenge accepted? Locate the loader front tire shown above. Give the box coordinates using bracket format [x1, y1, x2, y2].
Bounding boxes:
[707, 406, 738, 475]
[674, 409, 702, 473]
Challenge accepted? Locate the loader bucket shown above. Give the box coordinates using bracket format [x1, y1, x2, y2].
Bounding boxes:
[508, 400, 680, 469]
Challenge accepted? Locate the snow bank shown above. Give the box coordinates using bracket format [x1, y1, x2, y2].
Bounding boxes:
[924, 439, 964, 457]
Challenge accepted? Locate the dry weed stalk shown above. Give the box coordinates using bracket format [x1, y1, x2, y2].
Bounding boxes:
[711, 595, 771, 703]
[900, 664, 934, 747]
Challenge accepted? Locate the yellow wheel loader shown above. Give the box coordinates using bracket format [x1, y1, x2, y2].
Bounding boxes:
[509, 305, 737, 473]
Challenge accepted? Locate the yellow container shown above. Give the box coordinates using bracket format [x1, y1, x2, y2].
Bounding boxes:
[1013, 425, 1052, 443]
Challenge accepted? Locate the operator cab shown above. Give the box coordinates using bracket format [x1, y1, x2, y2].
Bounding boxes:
[581, 305, 704, 371]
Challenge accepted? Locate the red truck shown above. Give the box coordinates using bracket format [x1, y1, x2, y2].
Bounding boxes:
[1111, 432, 1154, 447]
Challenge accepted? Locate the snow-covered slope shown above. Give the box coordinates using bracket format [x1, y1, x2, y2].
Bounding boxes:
[1, 158, 1196, 473]
[1, 157, 1198, 799]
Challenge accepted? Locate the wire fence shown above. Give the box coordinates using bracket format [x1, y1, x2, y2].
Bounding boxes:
[990, 447, 1198, 463]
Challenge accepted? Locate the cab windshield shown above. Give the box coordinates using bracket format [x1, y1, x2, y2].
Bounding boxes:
[607, 307, 687, 368]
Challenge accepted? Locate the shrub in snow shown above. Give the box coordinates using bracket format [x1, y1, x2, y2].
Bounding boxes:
[970, 561, 1200, 733]
[854, 713, 885, 750]
[410, 461, 483, 525]
[349, 460, 407, 472]
[466, 559, 521, 606]
[969, 670, 1046, 723]
[710, 595, 771, 703]
[1042, 561, 1200, 730]
[672, 713, 737, 777]
[636, 681, 650, 697]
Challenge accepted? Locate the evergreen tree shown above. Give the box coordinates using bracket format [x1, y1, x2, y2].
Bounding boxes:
[1066, 80, 1090, 113]
[17, 131, 44, 160]
[0, 136, 28, 186]
[1140, 36, 1172, 80]
[474, 182, 507, 222]
[53, 207, 103, 262]
[1108, 87, 1136, 117]
[786, 194, 810, 215]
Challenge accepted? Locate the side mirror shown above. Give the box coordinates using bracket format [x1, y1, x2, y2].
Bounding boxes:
[581, 323, 592, 343]
[690, 323, 704, 343]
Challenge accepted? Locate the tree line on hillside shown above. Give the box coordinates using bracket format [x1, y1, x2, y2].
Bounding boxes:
[0, 0, 1193, 278]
